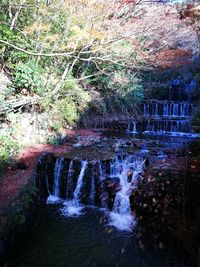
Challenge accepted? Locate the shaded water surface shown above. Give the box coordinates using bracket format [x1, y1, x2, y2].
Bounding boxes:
[8, 205, 187, 267]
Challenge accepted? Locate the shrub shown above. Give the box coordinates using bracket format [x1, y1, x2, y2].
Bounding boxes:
[88, 68, 144, 113]
[13, 60, 45, 95]
[57, 98, 79, 125]
[40, 97, 79, 127]
[51, 122, 63, 131]
[0, 135, 19, 171]
[60, 78, 91, 111]
[39, 77, 91, 127]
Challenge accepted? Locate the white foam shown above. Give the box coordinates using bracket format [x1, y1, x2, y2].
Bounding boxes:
[109, 212, 136, 232]
[60, 201, 84, 217]
[141, 149, 149, 154]
[143, 131, 200, 138]
[47, 195, 61, 204]
[107, 158, 144, 232]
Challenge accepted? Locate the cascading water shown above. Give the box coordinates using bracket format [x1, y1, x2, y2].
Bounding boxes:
[154, 102, 158, 116]
[145, 119, 192, 134]
[62, 160, 88, 216]
[98, 161, 109, 209]
[127, 121, 137, 133]
[66, 160, 74, 200]
[163, 103, 169, 116]
[73, 160, 88, 204]
[144, 103, 150, 117]
[128, 100, 199, 137]
[98, 160, 103, 182]
[172, 103, 179, 116]
[47, 158, 64, 203]
[109, 157, 144, 231]
[143, 101, 195, 118]
[53, 158, 64, 197]
[41, 152, 145, 231]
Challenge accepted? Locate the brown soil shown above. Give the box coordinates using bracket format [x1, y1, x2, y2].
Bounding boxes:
[0, 129, 101, 210]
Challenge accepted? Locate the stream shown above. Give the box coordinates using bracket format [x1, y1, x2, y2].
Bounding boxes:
[7, 132, 200, 267]
[6, 91, 200, 267]
[8, 205, 188, 267]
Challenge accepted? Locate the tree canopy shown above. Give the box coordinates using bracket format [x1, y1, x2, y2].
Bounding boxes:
[0, 0, 199, 117]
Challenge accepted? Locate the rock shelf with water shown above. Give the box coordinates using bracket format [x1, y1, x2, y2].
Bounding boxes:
[1, 135, 199, 267]
[36, 145, 146, 232]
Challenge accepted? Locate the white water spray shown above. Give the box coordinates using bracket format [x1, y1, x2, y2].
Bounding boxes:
[109, 156, 144, 231]
[61, 160, 88, 217]
[47, 158, 64, 204]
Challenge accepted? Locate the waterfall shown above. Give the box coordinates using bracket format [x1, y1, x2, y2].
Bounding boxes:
[109, 156, 144, 231]
[60, 160, 88, 217]
[180, 104, 184, 116]
[135, 99, 199, 137]
[66, 160, 74, 200]
[38, 150, 147, 231]
[147, 120, 150, 131]
[144, 103, 150, 117]
[163, 103, 169, 116]
[127, 96, 199, 136]
[133, 121, 137, 133]
[47, 158, 64, 204]
[127, 121, 137, 133]
[143, 101, 196, 118]
[58, 156, 145, 223]
[153, 102, 158, 116]
[180, 103, 191, 117]
[98, 160, 104, 181]
[53, 158, 64, 197]
[144, 119, 193, 135]
[73, 160, 88, 204]
[98, 160, 108, 209]
[110, 157, 120, 177]
[172, 103, 179, 116]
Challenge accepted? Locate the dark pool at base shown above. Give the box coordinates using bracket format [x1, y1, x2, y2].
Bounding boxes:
[7, 205, 187, 267]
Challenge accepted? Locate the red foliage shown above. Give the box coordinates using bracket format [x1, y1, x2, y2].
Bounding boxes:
[185, 3, 194, 10]
[153, 49, 193, 69]
[178, 4, 199, 20]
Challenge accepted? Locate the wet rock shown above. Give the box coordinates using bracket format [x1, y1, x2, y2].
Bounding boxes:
[105, 177, 121, 192]
[16, 162, 28, 170]
[9, 161, 28, 171]
[35, 153, 56, 203]
[73, 143, 82, 147]
[145, 158, 150, 167]
[126, 141, 132, 146]
[127, 170, 133, 183]
[62, 135, 78, 144]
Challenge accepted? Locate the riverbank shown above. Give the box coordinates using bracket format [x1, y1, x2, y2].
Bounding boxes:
[0, 130, 200, 266]
[0, 129, 101, 209]
[0, 129, 101, 264]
